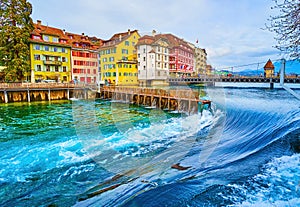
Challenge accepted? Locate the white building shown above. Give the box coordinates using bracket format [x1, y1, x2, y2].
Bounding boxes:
[136, 31, 170, 86]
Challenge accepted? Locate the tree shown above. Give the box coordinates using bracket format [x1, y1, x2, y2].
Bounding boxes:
[266, 0, 300, 60]
[0, 0, 34, 82]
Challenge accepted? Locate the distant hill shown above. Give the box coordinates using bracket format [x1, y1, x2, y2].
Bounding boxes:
[234, 59, 299, 76]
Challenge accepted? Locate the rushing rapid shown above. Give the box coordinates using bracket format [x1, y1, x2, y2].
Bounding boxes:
[0, 87, 300, 207]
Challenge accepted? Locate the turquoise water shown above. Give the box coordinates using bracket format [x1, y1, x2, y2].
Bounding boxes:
[1, 88, 300, 206]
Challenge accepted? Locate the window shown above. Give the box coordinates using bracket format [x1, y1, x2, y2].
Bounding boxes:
[125, 41, 129, 46]
[34, 45, 40, 50]
[43, 35, 49, 41]
[109, 57, 114, 62]
[106, 49, 110, 54]
[63, 66, 67, 72]
[53, 47, 58, 52]
[138, 54, 140, 58]
[62, 57, 66, 62]
[33, 35, 41, 40]
[44, 46, 49, 51]
[61, 48, 65, 53]
[122, 49, 128, 54]
[143, 57, 146, 61]
[55, 66, 59, 72]
[143, 48, 146, 53]
[53, 37, 58, 43]
[36, 65, 41, 71]
[132, 42, 135, 46]
[46, 66, 50, 71]
[34, 54, 40, 60]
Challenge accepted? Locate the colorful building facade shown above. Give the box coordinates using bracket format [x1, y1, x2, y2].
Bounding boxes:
[99, 29, 140, 85]
[162, 34, 194, 78]
[29, 20, 72, 83]
[66, 32, 101, 84]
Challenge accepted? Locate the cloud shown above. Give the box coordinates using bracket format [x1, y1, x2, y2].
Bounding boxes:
[28, 0, 281, 67]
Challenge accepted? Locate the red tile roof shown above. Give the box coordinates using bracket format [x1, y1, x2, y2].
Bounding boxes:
[264, 59, 275, 69]
[30, 20, 102, 49]
[30, 22, 71, 46]
[137, 33, 193, 52]
[65, 32, 101, 50]
[101, 29, 139, 48]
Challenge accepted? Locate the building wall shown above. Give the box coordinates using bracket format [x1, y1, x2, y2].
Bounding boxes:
[137, 40, 169, 84]
[100, 31, 140, 85]
[30, 42, 71, 83]
[169, 47, 194, 77]
[195, 48, 207, 75]
[264, 69, 274, 78]
[71, 50, 99, 83]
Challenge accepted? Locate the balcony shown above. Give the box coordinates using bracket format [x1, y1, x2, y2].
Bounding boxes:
[43, 60, 62, 66]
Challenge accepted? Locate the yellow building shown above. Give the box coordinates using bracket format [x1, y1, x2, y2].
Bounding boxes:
[29, 20, 72, 83]
[99, 29, 140, 85]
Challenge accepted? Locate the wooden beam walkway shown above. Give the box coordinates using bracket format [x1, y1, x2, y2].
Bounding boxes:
[99, 86, 211, 114]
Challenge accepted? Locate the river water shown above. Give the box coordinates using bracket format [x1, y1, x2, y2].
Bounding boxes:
[0, 86, 300, 207]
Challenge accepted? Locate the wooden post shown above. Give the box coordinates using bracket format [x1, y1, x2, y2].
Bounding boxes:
[67, 89, 70, 100]
[4, 91, 8, 103]
[27, 89, 30, 102]
[48, 89, 51, 101]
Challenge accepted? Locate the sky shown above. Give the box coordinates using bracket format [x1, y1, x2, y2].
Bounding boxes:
[28, 0, 283, 71]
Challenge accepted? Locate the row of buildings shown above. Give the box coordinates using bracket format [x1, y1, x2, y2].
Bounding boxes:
[28, 20, 208, 86]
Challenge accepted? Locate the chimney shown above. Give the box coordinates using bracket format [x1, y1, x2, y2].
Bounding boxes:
[152, 30, 156, 36]
[128, 29, 130, 35]
[62, 29, 65, 34]
[82, 33, 85, 36]
[37, 20, 42, 25]
[119, 34, 122, 41]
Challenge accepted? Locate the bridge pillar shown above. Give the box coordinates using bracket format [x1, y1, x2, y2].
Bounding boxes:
[270, 82, 274, 89]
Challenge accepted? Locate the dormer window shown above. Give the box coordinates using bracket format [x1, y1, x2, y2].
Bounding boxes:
[32, 35, 41, 40]
[43, 35, 49, 41]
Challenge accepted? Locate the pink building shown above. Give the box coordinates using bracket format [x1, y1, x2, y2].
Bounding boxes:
[66, 32, 102, 83]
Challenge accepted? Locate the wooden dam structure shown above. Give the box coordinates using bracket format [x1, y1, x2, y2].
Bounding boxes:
[0, 83, 95, 103]
[98, 86, 211, 114]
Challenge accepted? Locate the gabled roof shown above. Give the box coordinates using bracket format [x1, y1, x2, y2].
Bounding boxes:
[30, 21, 71, 46]
[264, 59, 275, 69]
[65, 32, 101, 50]
[137, 33, 193, 52]
[101, 29, 139, 48]
[30, 20, 103, 50]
